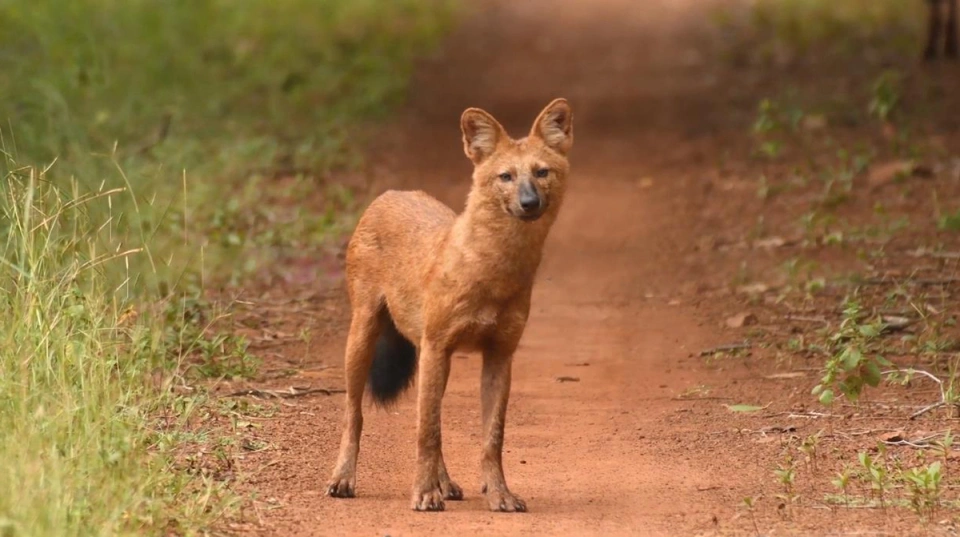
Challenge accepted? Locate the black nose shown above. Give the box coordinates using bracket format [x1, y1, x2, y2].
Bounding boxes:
[518, 182, 541, 212]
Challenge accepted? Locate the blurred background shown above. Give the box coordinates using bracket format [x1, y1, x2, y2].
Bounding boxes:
[1, 0, 959, 534]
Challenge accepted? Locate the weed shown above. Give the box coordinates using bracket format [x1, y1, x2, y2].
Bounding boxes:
[812, 299, 892, 405]
[741, 496, 761, 535]
[937, 209, 960, 231]
[902, 461, 943, 518]
[868, 70, 903, 123]
[831, 465, 854, 506]
[799, 430, 823, 472]
[858, 449, 890, 507]
[932, 430, 954, 466]
[774, 453, 799, 508]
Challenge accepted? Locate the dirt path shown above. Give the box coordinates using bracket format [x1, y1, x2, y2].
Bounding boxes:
[215, 1, 931, 535]
[224, 1, 745, 535]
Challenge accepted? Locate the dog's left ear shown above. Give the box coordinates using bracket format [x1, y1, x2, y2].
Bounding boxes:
[530, 98, 573, 155]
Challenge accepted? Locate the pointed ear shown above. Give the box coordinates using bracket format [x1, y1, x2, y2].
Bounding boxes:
[461, 108, 506, 164]
[530, 98, 573, 154]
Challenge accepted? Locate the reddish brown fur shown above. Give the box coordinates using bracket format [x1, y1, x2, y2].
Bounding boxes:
[325, 99, 574, 512]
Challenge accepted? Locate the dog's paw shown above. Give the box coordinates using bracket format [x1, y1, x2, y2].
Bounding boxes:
[440, 478, 464, 501]
[411, 488, 445, 511]
[483, 488, 527, 513]
[325, 476, 356, 498]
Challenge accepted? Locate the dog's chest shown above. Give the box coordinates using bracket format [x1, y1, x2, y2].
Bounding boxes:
[451, 302, 503, 351]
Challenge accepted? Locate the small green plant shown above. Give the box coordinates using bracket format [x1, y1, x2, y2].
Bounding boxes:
[831, 465, 853, 506]
[798, 431, 823, 472]
[858, 449, 890, 507]
[774, 454, 799, 507]
[932, 430, 954, 465]
[937, 209, 960, 231]
[902, 461, 943, 518]
[741, 496, 761, 535]
[812, 300, 891, 405]
[868, 70, 902, 122]
[753, 98, 781, 134]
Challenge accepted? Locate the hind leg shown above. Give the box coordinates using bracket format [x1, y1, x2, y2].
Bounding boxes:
[326, 303, 380, 498]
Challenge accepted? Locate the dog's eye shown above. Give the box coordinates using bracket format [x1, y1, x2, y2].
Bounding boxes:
[498, 172, 513, 182]
[534, 168, 549, 178]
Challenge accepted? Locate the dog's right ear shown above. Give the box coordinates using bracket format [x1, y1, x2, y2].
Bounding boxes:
[461, 108, 505, 164]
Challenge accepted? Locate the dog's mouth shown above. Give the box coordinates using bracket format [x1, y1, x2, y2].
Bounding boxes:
[508, 205, 547, 222]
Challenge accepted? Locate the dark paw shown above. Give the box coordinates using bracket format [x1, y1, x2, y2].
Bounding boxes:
[326, 477, 355, 498]
[411, 488, 445, 511]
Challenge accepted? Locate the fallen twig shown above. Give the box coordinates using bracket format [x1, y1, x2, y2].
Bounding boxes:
[699, 342, 751, 356]
[910, 250, 960, 260]
[784, 315, 828, 324]
[881, 368, 956, 420]
[863, 277, 960, 286]
[882, 432, 945, 448]
[910, 402, 945, 420]
[225, 386, 344, 399]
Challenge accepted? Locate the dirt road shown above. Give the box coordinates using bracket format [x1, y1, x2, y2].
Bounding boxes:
[216, 1, 952, 535]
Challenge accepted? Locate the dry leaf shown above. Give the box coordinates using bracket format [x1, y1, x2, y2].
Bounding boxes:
[753, 236, 787, 249]
[737, 283, 771, 295]
[725, 312, 758, 328]
[878, 430, 905, 443]
[764, 372, 806, 380]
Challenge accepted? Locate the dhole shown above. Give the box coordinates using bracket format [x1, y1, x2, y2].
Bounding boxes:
[325, 98, 573, 512]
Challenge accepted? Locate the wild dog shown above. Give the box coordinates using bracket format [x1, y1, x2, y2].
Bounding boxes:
[926, 0, 958, 59]
[324, 98, 573, 512]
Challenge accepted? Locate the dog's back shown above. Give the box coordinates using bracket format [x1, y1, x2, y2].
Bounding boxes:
[343, 190, 455, 403]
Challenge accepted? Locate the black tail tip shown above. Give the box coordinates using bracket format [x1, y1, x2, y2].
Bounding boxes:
[367, 309, 417, 407]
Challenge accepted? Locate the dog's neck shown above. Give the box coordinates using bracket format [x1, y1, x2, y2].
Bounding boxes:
[450, 192, 556, 276]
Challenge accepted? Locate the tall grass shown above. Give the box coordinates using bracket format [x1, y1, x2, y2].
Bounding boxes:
[0, 0, 455, 533]
[0, 161, 228, 535]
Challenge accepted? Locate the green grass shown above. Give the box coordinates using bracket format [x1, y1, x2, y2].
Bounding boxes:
[1, 0, 454, 288]
[0, 1, 455, 534]
[0, 166, 232, 535]
[714, 0, 926, 63]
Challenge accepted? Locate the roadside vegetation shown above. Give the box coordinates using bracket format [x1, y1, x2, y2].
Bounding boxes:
[0, 1, 454, 534]
[706, 0, 960, 531]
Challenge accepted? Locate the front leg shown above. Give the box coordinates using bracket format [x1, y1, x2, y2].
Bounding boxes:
[411, 341, 452, 511]
[438, 449, 464, 501]
[480, 342, 527, 513]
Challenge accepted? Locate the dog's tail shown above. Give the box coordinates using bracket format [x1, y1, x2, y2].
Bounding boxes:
[367, 307, 417, 406]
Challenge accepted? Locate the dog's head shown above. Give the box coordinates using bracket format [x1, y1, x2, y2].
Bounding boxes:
[460, 98, 573, 223]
